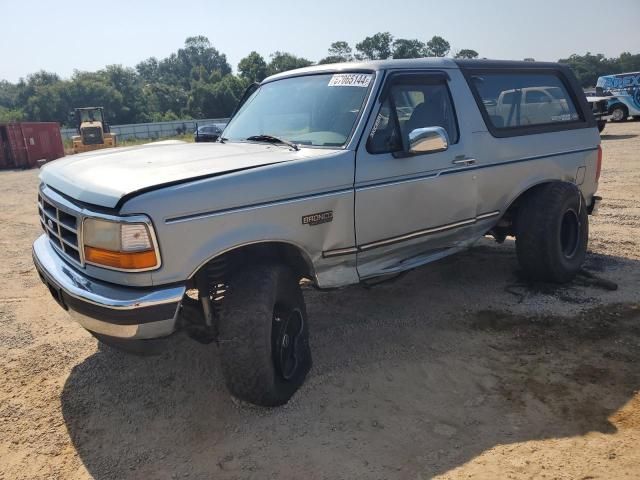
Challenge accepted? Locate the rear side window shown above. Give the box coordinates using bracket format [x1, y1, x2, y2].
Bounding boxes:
[469, 72, 582, 131]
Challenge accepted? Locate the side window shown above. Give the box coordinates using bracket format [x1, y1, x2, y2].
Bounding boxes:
[367, 82, 459, 154]
[524, 90, 551, 104]
[469, 72, 582, 130]
[367, 99, 401, 154]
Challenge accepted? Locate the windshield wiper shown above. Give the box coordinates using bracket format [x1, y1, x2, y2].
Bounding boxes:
[245, 134, 299, 151]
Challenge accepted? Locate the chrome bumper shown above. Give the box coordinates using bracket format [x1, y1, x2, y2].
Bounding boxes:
[32, 235, 185, 339]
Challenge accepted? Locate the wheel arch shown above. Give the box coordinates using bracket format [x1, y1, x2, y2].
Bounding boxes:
[495, 179, 584, 236]
[187, 240, 317, 285]
[609, 101, 629, 117]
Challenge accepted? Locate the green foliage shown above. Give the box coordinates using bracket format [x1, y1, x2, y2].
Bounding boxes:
[455, 49, 479, 59]
[0, 106, 24, 122]
[0, 37, 243, 126]
[618, 52, 640, 72]
[0, 80, 20, 109]
[238, 51, 268, 83]
[17, 71, 68, 123]
[171, 36, 232, 89]
[2, 33, 638, 128]
[329, 41, 353, 61]
[558, 51, 640, 87]
[150, 110, 184, 122]
[142, 83, 189, 121]
[426, 36, 450, 57]
[392, 39, 428, 59]
[267, 52, 313, 76]
[559, 52, 610, 87]
[317, 56, 344, 65]
[319, 41, 354, 64]
[356, 32, 394, 60]
[188, 75, 248, 118]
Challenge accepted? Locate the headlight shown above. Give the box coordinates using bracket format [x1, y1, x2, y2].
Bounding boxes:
[83, 218, 160, 270]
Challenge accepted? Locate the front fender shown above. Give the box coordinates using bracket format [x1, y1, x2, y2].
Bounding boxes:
[153, 189, 357, 287]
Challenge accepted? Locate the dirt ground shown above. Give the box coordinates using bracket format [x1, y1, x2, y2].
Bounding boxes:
[1, 122, 639, 480]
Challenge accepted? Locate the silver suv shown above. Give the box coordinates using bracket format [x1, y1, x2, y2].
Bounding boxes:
[33, 59, 602, 406]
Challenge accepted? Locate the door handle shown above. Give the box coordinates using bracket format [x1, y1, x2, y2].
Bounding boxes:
[452, 158, 476, 166]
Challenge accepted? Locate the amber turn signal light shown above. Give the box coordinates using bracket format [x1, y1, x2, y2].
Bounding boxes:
[84, 246, 158, 270]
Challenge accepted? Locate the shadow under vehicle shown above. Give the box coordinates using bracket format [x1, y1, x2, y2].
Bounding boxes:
[59, 244, 640, 479]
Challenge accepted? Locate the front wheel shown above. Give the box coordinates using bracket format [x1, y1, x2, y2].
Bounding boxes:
[218, 264, 311, 406]
[515, 183, 588, 283]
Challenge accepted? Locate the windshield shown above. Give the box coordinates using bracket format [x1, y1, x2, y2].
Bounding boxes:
[79, 109, 103, 123]
[223, 73, 374, 147]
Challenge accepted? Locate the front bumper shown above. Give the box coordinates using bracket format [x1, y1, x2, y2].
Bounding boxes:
[32, 234, 185, 339]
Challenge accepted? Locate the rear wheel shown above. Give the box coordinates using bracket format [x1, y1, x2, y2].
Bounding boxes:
[610, 104, 628, 122]
[515, 183, 588, 283]
[218, 264, 311, 406]
[597, 120, 606, 133]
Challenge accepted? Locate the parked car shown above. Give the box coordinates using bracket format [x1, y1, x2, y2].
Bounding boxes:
[33, 59, 601, 406]
[194, 124, 223, 142]
[596, 71, 640, 122]
[485, 86, 578, 127]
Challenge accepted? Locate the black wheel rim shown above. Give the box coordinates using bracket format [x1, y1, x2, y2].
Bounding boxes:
[272, 306, 304, 381]
[560, 209, 580, 258]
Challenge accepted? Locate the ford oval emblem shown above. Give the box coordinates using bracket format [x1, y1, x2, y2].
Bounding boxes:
[47, 219, 54, 230]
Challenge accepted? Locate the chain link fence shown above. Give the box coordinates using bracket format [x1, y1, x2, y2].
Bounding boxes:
[60, 118, 229, 141]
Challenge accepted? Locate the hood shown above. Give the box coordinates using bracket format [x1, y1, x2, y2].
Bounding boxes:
[40, 142, 335, 208]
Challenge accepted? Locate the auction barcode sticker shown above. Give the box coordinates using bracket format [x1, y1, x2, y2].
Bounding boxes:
[328, 73, 373, 88]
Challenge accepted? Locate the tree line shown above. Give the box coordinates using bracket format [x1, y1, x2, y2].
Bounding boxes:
[0, 34, 638, 126]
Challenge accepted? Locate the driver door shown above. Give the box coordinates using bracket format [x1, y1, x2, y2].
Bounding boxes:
[354, 70, 479, 278]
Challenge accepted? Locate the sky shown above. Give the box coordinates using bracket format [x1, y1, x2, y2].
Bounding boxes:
[1, 0, 639, 82]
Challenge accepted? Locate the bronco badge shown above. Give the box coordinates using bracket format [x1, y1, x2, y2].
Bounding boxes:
[302, 211, 333, 226]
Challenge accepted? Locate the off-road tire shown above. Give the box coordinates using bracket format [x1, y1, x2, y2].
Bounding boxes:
[515, 182, 588, 283]
[218, 264, 311, 406]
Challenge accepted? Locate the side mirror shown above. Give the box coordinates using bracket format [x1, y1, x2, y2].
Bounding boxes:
[408, 126, 449, 154]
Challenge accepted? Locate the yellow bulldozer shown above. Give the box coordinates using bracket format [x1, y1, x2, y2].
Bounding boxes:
[71, 107, 117, 154]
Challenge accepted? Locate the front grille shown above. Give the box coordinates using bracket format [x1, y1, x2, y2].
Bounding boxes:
[38, 193, 83, 266]
[82, 127, 103, 145]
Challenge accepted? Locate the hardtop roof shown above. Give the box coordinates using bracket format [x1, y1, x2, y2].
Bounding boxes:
[263, 58, 568, 83]
[263, 58, 457, 83]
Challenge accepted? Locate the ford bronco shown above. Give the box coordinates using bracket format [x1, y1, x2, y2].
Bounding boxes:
[33, 59, 602, 406]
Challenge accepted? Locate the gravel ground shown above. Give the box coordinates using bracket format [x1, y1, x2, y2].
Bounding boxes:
[1, 122, 639, 480]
